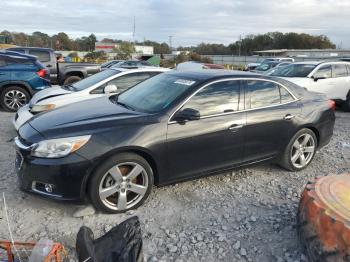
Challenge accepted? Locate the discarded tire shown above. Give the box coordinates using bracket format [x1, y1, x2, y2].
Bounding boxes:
[298, 174, 350, 262]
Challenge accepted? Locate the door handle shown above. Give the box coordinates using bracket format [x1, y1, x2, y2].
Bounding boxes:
[46, 65, 52, 68]
[228, 124, 244, 131]
[284, 114, 295, 120]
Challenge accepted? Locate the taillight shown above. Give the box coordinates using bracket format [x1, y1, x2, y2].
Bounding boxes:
[327, 99, 336, 111]
[36, 69, 46, 78]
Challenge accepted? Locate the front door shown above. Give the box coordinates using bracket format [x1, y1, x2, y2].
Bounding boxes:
[166, 80, 246, 182]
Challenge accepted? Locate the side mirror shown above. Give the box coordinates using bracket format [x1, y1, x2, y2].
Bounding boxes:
[173, 108, 200, 122]
[311, 75, 326, 82]
[104, 84, 118, 94]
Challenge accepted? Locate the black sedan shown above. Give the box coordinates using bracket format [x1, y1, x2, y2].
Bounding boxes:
[14, 70, 335, 213]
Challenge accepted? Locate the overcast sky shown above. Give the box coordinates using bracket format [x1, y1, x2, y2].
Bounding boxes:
[1, 0, 349, 47]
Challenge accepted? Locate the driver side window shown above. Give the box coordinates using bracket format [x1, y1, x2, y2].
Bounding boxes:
[313, 65, 332, 79]
[182, 80, 241, 117]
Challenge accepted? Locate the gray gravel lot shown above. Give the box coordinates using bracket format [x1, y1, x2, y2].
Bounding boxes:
[0, 110, 349, 262]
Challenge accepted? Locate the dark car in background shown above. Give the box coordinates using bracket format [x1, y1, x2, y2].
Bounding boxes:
[7, 47, 101, 85]
[15, 70, 335, 213]
[101, 60, 123, 69]
[0, 50, 50, 111]
[111, 60, 154, 69]
[252, 61, 291, 73]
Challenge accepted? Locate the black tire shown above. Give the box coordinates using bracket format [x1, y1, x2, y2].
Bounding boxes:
[279, 128, 318, 171]
[63, 75, 82, 85]
[0, 86, 30, 112]
[88, 153, 154, 214]
[342, 96, 350, 112]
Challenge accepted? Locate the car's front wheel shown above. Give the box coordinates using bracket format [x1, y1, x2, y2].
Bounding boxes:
[0, 86, 30, 112]
[279, 128, 317, 171]
[88, 153, 154, 213]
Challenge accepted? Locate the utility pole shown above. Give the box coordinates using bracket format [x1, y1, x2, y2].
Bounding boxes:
[169, 35, 173, 53]
[238, 34, 242, 57]
[132, 16, 136, 44]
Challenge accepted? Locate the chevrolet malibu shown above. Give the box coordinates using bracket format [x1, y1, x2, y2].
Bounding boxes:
[14, 70, 335, 213]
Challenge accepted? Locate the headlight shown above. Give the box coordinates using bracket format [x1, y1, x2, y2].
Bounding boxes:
[31, 135, 91, 158]
[31, 104, 56, 113]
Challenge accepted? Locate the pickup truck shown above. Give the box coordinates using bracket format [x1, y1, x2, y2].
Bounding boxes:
[7, 47, 101, 85]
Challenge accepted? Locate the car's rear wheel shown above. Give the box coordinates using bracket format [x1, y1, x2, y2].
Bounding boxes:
[63, 75, 82, 85]
[342, 96, 350, 112]
[88, 153, 154, 213]
[279, 128, 317, 171]
[0, 86, 30, 112]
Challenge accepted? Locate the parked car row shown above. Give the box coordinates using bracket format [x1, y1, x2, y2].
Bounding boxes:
[12, 67, 335, 213]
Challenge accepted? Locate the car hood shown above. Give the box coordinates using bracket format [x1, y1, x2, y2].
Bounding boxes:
[279, 77, 311, 88]
[28, 96, 149, 137]
[30, 86, 72, 105]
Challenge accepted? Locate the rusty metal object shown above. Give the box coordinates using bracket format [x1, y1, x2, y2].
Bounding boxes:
[298, 174, 350, 262]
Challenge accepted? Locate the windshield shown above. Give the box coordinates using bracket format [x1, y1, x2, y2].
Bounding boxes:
[116, 73, 197, 113]
[70, 69, 119, 91]
[271, 64, 316, 77]
[255, 62, 273, 71]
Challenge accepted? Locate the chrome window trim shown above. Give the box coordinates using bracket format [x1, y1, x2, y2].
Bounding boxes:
[168, 77, 299, 125]
[14, 136, 35, 151]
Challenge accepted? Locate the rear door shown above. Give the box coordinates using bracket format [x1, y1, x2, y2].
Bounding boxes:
[166, 79, 246, 181]
[243, 79, 301, 162]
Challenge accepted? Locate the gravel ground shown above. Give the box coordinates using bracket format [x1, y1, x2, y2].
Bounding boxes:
[0, 110, 349, 262]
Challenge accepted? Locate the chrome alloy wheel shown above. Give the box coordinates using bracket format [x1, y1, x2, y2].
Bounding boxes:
[290, 133, 316, 169]
[4, 90, 27, 110]
[98, 162, 149, 211]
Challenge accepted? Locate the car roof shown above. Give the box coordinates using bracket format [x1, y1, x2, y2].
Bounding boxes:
[0, 50, 37, 60]
[7, 46, 54, 52]
[168, 69, 261, 81]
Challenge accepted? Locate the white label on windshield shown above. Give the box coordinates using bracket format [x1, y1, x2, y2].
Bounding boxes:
[174, 79, 196, 86]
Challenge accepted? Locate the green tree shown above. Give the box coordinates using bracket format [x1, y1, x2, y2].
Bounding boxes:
[113, 42, 135, 59]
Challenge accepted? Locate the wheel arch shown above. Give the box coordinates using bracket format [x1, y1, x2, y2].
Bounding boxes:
[81, 146, 160, 199]
[0, 81, 34, 97]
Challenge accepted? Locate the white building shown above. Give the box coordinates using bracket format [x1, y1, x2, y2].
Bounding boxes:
[95, 42, 154, 55]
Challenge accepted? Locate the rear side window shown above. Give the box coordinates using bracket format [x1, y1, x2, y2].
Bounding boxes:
[107, 72, 158, 91]
[28, 50, 50, 62]
[5, 57, 33, 65]
[247, 80, 294, 109]
[248, 80, 280, 108]
[183, 80, 240, 117]
[332, 64, 348, 78]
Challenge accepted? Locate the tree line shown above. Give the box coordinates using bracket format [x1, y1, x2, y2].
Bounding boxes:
[1, 30, 336, 55]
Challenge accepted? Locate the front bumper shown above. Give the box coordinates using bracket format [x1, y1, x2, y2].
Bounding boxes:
[14, 137, 92, 202]
[13, 104, 34, 131]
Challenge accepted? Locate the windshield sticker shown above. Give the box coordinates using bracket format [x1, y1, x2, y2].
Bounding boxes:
[174, 79, 196, 86]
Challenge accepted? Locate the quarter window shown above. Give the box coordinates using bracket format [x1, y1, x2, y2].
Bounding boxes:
[314, 65, 332, 79]
[280, 87, 294, 103]
[332, 64, 348, 78]
[183, 80, 240, 117]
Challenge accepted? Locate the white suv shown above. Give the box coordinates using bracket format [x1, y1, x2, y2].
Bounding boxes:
[13, 67, 169, 130]
[271, 61, 350, 111]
